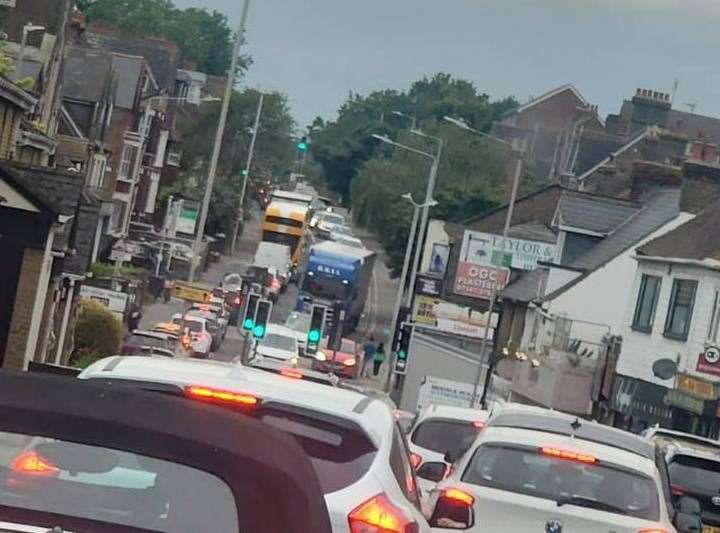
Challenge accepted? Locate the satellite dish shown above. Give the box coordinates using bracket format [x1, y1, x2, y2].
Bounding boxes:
[652, 358, 678, 380]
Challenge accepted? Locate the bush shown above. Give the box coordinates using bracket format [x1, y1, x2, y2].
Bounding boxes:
[71, 300, 124, 368]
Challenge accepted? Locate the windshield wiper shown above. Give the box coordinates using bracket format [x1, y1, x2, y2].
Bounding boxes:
[556, 495, 628, 515]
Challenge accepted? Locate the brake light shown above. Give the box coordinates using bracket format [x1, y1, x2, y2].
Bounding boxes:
[540, 446, 597, 464]
[349, 493, 418, 533]
[271, 278, 281, 289]
[280, 368, 303, 379]
[10, 451, 59, 477]
[185, 386, 259, 407]
[343, 358, 357, 367]
[429, 487, 475, 529]
[637, 529, 669, 533]
[670, 483, 687, 496]
[409, 452, 422, 469]
[234, 297, 241, 305]
[472, 420, 486, 429]
[442, 488, 475, 506]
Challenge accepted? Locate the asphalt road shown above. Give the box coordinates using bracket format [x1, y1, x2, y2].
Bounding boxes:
[140, 205, 399, 382]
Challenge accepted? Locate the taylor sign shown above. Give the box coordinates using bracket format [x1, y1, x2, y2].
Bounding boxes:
[459, 230, 557, 270]
[454, 262, 509, 299]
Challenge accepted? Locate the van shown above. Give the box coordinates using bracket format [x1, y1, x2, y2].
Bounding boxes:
[253, 242, 293, 283]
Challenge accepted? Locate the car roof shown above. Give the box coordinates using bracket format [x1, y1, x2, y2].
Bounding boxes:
[489, 404, 656, 460]
[266, 323, 298, 338]
[418, 403, 490, 423]
[647, 428, 720, 460]
[80, 356, 392, 447]
[128, 330, 167, 340]
[0, 370, 331, 533]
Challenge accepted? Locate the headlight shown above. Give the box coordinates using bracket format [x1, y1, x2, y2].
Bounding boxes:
[314, 351, 326, 361]
[343, 358, 356, 367]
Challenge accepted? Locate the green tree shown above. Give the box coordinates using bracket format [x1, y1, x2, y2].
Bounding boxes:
[71, 300, 123, 367]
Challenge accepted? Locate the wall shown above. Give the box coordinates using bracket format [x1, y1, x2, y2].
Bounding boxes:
[546, 213, 694, 334]
[619, 261, 720, 387]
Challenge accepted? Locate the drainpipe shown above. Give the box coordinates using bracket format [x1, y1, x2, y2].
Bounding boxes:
[23, 224, 57, 370]
[54, 277, 76, 365]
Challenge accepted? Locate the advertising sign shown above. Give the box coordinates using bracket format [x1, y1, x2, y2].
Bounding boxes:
[459, 230, 557, 270]
[413, 295, 496, 339]
[676, 373, 716, 400]
[416, 376, 484, 411]
[428, 243, 449, 276]
[176, 201, 200, 235]
[610, 375, 672, 424]
[80, 285, 128, 319]
[415, 275, 443, 297]
[454, 262, 509, 300]
[0, 0, 16, 6]
[696, 346, 720, 378]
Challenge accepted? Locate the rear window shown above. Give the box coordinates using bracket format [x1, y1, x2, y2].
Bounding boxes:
[258, 406, 376, 493]
[126, 334, 166, 349]
[668, 454, 720, 496]
[260, 333, 296, 352]
[0, 431, 238, 532]
[411, 419, 479, 455]
[462, 444, 660, 521]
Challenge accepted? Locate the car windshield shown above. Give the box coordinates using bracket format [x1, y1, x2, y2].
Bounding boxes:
[224, 274, 242, 286]
[260, 333, 296, 352]
[0, 431, 238, 532]
[668, 454, 720, 496]
[184, 320, 203, 333]
[322, 213, 344, 226]
[285, 312, 311, 332]
[462, 444, 660, 521]
[302, 277, 349, 301]
[126, 334, 166, 349]
[258, 406, 376, 494]
[411, 419, 479, 455]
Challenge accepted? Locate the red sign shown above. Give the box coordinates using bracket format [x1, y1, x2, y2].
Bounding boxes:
[696, 347, 720, 378]
[454, 262, 509, 300]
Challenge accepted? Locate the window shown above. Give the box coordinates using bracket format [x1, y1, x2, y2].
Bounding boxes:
[89, 155, 106, 188]
[708, 290, 720, 343]
[411, 418, 480, 455]
[631, 274, 661, 332]
[118, 144, 134, 179]
[664, 279, 698, 340]
[390, 426, 420, 508]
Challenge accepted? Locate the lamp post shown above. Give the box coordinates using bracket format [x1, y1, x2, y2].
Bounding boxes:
[189, 0, 252, 281]
[391, 110, 417, 131]
[16, 24, 45, 81]
[444, 115, 524, 408]
[372, 134, 438, 392]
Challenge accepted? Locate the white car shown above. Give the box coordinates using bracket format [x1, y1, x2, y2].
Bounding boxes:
[172, 313, 212, 358]
[252, 323, 299, 365]
[424, 404, 685, 532]
[333, 235, 364, 249]
[315, 212, 346, 238]
[407, 404, 489, 496]
[284, 311, 311, 356]
[78, 356, 432, 533]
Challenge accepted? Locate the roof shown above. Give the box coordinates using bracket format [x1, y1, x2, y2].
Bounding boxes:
[0, 370, 331, 533]
[555, 194, 640, 235]
[576, 127, 651, 182]
[62, 47, 114, 103]
[668, 108, 720, 143]
[508, 84, 588, 116]
[111, 53, 145, 109]
[0, 75, 37, 110]
[500, 268, 548, 302]
[266, 200, 309, 218]
[637, 195, 720, 262]
[4, 164, 85, 217]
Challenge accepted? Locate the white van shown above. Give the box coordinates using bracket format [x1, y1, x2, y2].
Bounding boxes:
[253, 242, 293, 284]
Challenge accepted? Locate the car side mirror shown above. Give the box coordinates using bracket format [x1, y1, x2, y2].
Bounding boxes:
[674, 496, 702, 533]
[416, 461, 446, 483]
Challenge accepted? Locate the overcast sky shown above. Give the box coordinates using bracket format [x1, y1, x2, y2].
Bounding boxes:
[174, 0, 720, 128]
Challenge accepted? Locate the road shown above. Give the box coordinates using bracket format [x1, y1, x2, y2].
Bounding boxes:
[140, 205, 399, 384]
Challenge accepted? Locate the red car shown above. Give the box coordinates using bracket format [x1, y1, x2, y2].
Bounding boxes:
[311, 338, 359, 379]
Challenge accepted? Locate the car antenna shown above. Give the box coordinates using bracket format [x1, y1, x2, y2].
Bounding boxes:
[570, 418, 582, 437]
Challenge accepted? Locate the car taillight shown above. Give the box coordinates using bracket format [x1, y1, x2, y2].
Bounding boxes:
[637, 529, 669, 533]
[429, 488, 475, 529]
[670, 483, 687, 496]
[184, 386, 259, 408]
[343, 358, 356, 367]
[280, 368, 303, 379]
[10, 451, 59, 477]
[472, 420, 486, 429]
[540, 446, 596, 464]
[348, 493, 419, 533]
[409, 452, 422, 470]
[234, 297, 241, 305]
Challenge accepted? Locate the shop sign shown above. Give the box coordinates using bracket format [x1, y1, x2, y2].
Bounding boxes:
[413, 295, 496, 339]
[415, 275, 443, 297]
[664, 390, 706, 415]
[454, 262, 509, 300]
[696, 346, 720, 378]
[80, 285, 128, 320]
[459, 230, 557, 271]
[676, 373, 716, 400]
[610, 375, 672, 423]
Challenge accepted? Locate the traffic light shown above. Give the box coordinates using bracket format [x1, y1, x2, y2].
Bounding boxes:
[242, 293, 260, 331]
[253, 299, 272, 339]
[394, 322, 414, 374]
[306, 304, 327, 355]
[297, 136, 309, 152]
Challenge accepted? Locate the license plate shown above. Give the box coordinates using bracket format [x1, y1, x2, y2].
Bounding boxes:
[703, 526, 720, 533]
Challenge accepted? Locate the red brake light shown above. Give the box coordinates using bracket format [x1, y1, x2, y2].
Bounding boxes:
[472, 420, 486, 429]
[441, 488, 475, 506]
[540, 446, 596, 464]
[234, 297, 241, 305]
[10, 451, 59, 477]
[185, 385, 259, 407]
[637, 529, 669, 533]
[280, 368, 303, 379]
[409, 452, 422, 470]
[670, 483, 687, 496]
[349, 493, 419, 533]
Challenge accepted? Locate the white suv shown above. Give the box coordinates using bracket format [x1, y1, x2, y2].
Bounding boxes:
[425, 404, 689, 533]
[79, 356, 431, 533]
[407, 404, 489, 496]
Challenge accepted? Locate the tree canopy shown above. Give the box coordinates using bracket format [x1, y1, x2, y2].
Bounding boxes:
[82, 0, 243, 76]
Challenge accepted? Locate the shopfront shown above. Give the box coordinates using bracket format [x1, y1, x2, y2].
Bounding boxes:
[609, 375, 672, 433]
[664, 373, 719, 438]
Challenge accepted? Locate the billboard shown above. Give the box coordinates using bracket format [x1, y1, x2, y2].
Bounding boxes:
[454, 262, 509, 300]
[80, 285, 128, 320]
[413, 295, 496, 339]
[176, 200, 200, 235]
[459, 230, 557, 270]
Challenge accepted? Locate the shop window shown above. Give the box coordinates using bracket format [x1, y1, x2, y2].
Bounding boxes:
[664, 279, 698, 341]
[632, 274, 662, 333]
[707, 290, 720, 343]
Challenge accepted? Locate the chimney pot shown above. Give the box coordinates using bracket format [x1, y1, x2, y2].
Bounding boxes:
[636, 88, 642, 96]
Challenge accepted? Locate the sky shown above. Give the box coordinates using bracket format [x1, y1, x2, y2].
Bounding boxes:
[174, 0, 720, 128]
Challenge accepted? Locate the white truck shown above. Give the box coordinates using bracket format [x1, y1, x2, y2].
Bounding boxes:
[253, 242, 293, 286]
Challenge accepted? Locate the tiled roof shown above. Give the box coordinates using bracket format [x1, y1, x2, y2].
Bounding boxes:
[62, 47, 113, 103]
[501, 268, 547, 302]
[556, 195, 640, 235]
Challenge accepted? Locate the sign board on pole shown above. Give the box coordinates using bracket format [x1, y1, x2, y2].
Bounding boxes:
[176, 200, 200, 235]
[416, 376, 485, 411]
[413, 295, 497, 339]
[459, 230, 557, 270]
[454, 262, 509, 300]
[0, 0, 16, 6]
[80, 285, 128, 320]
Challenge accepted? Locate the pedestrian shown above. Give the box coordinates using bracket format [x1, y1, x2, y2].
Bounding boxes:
[373, 342, 386, 377]
[128, 305, 142, 331]
[362, 336, 377, 378]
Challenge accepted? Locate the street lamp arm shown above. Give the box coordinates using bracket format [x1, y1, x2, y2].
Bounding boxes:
[443, 115, 513, 149]
[372, 134, 435, 160]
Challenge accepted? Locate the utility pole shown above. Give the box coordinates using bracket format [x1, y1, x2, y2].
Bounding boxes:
[231, 91, 264, 255]
[189, 0, 252, 281]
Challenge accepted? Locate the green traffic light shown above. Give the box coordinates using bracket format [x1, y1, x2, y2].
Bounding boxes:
[243, 318, 254, 330]
[398, 350, 407, 360]
[253, 324, 266, 338]
[297, 141, 308, 152]
[307, 330, 321, 343]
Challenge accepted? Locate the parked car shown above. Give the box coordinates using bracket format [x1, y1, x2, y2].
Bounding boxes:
[312, 338, 360, 379]
[79, 356, 431, 533]
[252, 324, 300, 365]
[284, 311, 311, 356]
[0, 370, 332, 533]
[172, 314, 212, 357]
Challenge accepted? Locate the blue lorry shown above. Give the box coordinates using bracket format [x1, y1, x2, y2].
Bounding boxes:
[300, 241, 376, 334]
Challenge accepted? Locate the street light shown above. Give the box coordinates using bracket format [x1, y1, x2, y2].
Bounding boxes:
[391, 110, 417, 130]
[189, 0, 252, 281]
[444, 114, 525, 408]
[17, 24, 45, 81]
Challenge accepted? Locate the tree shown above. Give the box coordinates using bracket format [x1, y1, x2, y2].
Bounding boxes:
[71, 300, 123, 368]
